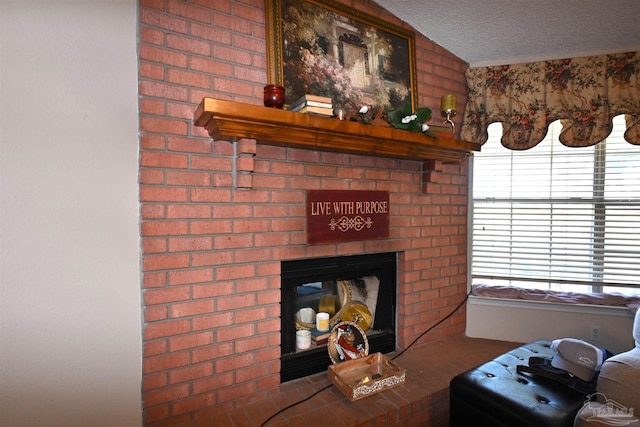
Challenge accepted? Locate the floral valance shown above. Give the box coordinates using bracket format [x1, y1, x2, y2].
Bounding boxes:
[460, 52, 640, 149]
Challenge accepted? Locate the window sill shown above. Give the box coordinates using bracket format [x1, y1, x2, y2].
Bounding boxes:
[471, 284, 639, 313]
[469, 295, 633, 316]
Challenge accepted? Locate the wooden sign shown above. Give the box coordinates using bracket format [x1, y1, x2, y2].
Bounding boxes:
[306, 190, 390, 245]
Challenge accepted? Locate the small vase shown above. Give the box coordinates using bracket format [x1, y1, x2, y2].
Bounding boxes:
[263, 84, 285, 109]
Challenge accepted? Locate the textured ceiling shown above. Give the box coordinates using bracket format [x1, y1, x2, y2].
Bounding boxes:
[375, 0, 640, 67]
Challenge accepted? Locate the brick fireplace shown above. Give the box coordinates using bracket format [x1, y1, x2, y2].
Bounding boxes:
[139, 0, 471, 425]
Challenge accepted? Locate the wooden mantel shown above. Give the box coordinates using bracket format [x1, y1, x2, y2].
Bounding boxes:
[194, 98, 480, 163]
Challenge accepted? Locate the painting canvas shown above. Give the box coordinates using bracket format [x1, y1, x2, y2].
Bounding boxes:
[266, 0, 418, 113]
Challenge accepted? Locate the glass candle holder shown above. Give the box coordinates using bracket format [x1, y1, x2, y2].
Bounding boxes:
[263, 84, 285, 109]
[296, 330, 311, 350]
[440, 94, 456, 116]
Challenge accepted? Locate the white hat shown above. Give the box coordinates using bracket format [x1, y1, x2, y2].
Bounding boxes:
[550, 338, 604, 381]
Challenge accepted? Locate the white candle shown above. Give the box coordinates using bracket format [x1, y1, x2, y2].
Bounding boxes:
[316, 312, 330, 332]
[296, 330, 311, 350]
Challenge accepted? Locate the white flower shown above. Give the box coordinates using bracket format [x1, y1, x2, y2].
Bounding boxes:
[401, 114, 417, 124]
[421, 124, 430, 132]
[359, 105, 370, 114]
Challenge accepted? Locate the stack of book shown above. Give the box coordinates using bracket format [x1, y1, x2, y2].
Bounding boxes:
[288, 94, 333, 117]
[310, 327, 331, 346]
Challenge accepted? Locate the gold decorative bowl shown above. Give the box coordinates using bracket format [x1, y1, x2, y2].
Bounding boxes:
[341, 301, 372, 332]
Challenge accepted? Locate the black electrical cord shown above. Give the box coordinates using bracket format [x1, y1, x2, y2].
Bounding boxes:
[258, 383, 333, 427]
[259, 289, 473, 427]
[391, 289, 472, 361]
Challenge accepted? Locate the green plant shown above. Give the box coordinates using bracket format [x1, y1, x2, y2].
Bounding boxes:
[387, 103, 432, 133]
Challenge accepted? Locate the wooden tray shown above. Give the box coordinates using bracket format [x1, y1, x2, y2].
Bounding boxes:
[327, 352, 406, 401]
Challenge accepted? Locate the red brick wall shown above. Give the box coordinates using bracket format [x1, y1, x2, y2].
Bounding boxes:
[139, 0, 470, 425]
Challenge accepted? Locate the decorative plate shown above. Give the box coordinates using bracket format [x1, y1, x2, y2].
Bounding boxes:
[327, 321, 369, 364]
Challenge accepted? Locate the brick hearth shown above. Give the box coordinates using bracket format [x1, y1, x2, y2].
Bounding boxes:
[167, 338, 519, 427]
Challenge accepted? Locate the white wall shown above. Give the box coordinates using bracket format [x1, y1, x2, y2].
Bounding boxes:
[466, 296, 637, 354]
[0, 1, 142, 426]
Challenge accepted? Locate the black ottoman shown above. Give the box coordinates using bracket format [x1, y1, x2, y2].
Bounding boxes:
[450, 340, 588, 427]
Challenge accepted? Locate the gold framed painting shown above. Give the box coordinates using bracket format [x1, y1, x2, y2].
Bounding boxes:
[266, 0, 418, 113]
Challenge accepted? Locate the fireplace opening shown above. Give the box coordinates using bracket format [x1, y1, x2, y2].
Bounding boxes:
[281, 252, 397, 382]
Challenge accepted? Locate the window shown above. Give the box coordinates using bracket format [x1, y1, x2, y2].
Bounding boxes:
[471, 115, 640, 296]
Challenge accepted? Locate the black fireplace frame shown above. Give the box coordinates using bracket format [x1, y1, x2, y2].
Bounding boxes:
[280, 252, 397, 382]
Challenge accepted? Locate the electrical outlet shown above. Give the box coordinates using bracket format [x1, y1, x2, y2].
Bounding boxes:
[590, 325, 601, 341]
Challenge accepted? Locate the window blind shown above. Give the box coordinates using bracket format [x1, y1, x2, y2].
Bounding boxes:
[471, 115, 640, 296]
